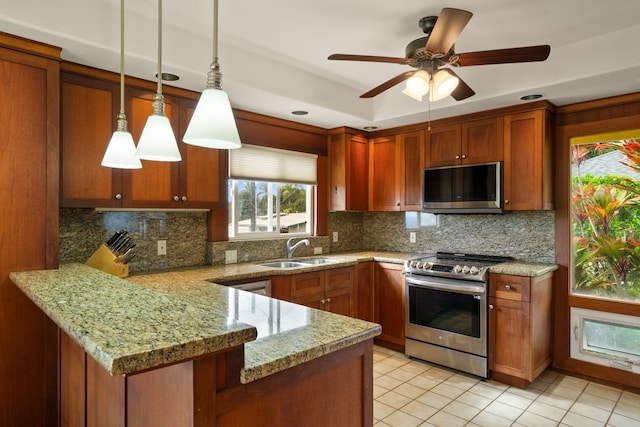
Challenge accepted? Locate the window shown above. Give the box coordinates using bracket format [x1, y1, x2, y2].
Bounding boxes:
[228, 144, 317, 240]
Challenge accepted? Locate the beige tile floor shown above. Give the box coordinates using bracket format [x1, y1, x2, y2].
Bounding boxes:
[373, 345, 640, 427]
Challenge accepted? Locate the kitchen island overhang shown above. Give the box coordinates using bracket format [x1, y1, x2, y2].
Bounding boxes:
[11, 263, 380, 426]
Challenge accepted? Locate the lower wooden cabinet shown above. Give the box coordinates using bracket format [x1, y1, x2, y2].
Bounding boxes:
[374, 262, 405, 350]
[274, 267, 355, 317]
[354, 262, 374, 322]
[489, 272, 553, 388]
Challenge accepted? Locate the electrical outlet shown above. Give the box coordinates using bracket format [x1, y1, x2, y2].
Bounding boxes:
[157, 240, 167, 256]
[225, 250, 238, 264]
[332, 232, 339, 243]
[410, 232, 416, 243]
[313, 247, 323, 255]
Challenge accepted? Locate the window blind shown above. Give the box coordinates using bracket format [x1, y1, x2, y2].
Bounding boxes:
[229, 144, 318, 185]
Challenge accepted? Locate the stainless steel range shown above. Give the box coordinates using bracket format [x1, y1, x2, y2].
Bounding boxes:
[404, 252, 512, 378]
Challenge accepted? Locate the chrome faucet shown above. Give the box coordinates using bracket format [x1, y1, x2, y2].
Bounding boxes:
[286, 237, 310, 259]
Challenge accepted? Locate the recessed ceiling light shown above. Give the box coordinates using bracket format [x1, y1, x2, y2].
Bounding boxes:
[363, 126, 378, 130]
[291, 110, 308, 115]
[156, 72, 180, 81]
[520, 94, 543, 101]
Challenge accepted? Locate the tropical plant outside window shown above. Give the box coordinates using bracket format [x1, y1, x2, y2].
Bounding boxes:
[570, 138, 640, 301]
[228, 180, 313, 239]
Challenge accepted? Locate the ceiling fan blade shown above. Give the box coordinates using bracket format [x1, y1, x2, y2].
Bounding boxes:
[360, 71, 416, 98]
[449, 71, 475, 101]
[456, 45, 551, 66]
[425, 8, 473, 55]
[328, 53, 407, 64]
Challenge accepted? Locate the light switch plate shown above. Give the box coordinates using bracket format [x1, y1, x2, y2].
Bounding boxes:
[410, 232, 416, 243]
[332, 232, 338, 243]
[157, 240, 167, 256]
[225, 250, 238, 264]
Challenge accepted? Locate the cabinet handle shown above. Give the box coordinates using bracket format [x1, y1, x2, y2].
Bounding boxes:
[489, 304, 494, 310]
[320, 299, 325, 304]
[173, 195, 180, 202]
[461, 154, 467, 159]
[326, 298, 331, 303]
[181, 196, 187, 202]
[505, 199, 510, 204]
[455, 155, 460, 159]
[505, 285, 511, 290]
[115, 193, 122, 200]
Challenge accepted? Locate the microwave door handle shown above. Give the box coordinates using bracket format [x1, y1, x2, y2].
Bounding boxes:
[405, 276, 485, 295]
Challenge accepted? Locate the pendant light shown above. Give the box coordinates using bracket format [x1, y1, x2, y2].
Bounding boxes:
[101, 0, 142, 169]
[135, 0, 182, 161]
[182, 0, 241, 149]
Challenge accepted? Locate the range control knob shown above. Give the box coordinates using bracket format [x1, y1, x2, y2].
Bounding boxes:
[422, 262, 432, 271]
[470, 266, 480, 275]
[454, 265, 463, 274]
[462, 265, 471, 274]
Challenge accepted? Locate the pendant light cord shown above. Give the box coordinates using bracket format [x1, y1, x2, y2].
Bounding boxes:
[207, 0, 223, 90]
[213, 0, 218, 59]
[116, 0, 127, 131]
[151, 0, 166, 116]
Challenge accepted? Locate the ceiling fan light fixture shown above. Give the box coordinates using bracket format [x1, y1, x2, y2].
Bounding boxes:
[402, 70, 430, 101]
[430, 69, 459, 101]
[183, 0, 241, 150]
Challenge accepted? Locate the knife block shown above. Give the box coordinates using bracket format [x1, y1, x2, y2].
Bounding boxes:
[86, 244, 129, 278]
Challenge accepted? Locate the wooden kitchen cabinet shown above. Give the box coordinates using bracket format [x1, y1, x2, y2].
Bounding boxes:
[354, 262, 374, 322]
[503, 109, 554, 210]
[60, 68, 222, 209]
[425, 117, 503, 167]
[288, 267, 355, 317]
[328, 130, 369, 211]
[489, 272, 553, 388]
[369, 135, 402, 211]
[401, 130, 425, 210]
[374, 262, 405, 351]
[0, 34, 60, 426]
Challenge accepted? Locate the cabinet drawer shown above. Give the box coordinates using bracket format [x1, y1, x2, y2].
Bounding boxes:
[490, 274, 531, 302]
[326, 266, 354, 291]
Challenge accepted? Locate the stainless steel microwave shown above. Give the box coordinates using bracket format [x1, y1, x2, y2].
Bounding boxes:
[422, 161, 503, 213]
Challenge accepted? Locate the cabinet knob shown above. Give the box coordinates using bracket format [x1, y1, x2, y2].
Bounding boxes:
[505, 284, 511, 290]
[489, 304, 494, 310]
[455, 155, 460, 159]
[326, 298, 331, 303]
[505, 199, 510, 204]
[173, 195, 180, 202]
[181, 196, 187, 202]
[320, 299, 326, 304]
[115, 193, 122, 200]
[461, 154, 467, 159]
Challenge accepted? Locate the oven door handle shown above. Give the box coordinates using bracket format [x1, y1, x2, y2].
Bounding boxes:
[405, 275, 485, 295]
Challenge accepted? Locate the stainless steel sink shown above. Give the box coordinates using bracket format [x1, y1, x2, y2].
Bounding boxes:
[298, 258, 339, 265]
[259, 261, 307, 269]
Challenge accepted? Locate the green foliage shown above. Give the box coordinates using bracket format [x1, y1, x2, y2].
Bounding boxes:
[571, 141, 640, 301]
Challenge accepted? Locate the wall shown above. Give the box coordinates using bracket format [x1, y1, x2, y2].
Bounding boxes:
[329, 210, 556, 263]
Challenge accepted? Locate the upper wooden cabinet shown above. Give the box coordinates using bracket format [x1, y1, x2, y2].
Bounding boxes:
[401, 130, 425, 211]
[425, 117, 503, 167]
[60, 71, 222, 209]
[328, 131, 368, 211]
[503, 109, 554, 211]
[369, 135, 402, 211]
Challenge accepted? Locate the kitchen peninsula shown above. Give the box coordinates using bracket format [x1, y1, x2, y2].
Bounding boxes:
[11, 263, 381, 427]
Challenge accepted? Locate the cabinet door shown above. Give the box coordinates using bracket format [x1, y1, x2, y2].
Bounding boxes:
[402, 130, 425, 210]
[462, 117, 503, 164]
[328, 132, 368, 211]
[425, 124, 461, 167]
[354, 262, 374, 322]
[489, 296, 530, 379]
[374, 262, 405, 347]
[325, 266, 354, 291]
[290, 271, 325, 299]
[292, 292, 324, 310]
[60, 73, 123, 208]
[326, 287, 354, 317]
[178, 99, 222, 208]
[125, 87, 180, 208]
[503, 110, 553, 210]
[369, 136, 402, 211]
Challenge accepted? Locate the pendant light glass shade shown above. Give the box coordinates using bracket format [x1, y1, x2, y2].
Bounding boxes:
[135, 0, 181, 162]
[101, 0, 142, 169]
[183, 0, 241, 149]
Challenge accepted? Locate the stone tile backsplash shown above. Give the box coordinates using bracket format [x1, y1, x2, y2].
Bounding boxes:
[60, 208, 555, 274]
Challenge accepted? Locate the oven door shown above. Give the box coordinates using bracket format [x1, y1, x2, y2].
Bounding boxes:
[405, 275, 487, 356]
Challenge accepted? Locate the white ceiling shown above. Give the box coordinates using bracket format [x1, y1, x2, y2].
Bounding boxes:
[2, 0, 640, 130]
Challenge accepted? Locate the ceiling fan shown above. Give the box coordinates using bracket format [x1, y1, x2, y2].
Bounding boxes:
[328, 8, 550, 101]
